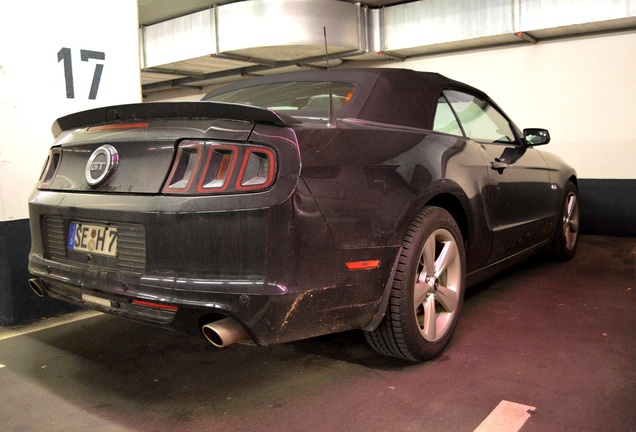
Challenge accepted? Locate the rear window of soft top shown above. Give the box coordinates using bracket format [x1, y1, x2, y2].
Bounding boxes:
[204, 81, 357, 114]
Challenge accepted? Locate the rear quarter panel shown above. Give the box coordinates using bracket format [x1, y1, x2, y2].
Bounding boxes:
[294, 122, 492, 272]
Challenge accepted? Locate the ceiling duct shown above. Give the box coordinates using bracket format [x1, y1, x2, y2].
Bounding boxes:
[517, 0, 636, 38]
[381, 0, 516, 57]
[380, 0, 636, 58]
[379, 0, 636, 57]
[142, 9, 216, 69]
[141, 0, 368, 90]
[216, 0, 364, 61]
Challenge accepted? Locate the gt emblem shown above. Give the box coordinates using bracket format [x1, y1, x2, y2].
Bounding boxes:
[85, 145, 119, 187]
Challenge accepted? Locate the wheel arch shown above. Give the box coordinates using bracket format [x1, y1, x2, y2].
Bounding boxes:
[425, 193, 470, 246]
[365, 188, 474, 333]
[568, 175, 578, 188]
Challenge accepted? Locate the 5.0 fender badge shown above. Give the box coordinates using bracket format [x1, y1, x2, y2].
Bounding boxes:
[85, 144, 119, 187]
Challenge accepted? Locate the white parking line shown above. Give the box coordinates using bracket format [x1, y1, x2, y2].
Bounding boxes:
[474, 400, 536, 432]
[0, 311, 102, 341]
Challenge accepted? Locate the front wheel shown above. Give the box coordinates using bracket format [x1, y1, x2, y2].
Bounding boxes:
[550, 181, 580, 260]
[364, 207, 466, 362]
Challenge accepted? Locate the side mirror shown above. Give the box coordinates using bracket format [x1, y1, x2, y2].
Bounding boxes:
[524, 128, 550, 146]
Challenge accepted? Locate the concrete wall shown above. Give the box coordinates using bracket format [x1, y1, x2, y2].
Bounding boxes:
[0, 0, 141, 325]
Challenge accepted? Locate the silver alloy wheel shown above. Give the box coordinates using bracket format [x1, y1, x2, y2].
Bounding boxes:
[414, 228, 462, 342]
[364, 206, 466, 361]
[563, 191, 580, 251]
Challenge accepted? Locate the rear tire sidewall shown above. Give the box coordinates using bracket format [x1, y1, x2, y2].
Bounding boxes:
[396, 207, 466, 361]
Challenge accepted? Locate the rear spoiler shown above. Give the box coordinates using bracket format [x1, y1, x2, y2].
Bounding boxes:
[51, 101, 299, 137]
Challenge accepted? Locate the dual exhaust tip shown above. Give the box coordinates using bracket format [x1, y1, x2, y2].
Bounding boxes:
[29, 278, 248, 348]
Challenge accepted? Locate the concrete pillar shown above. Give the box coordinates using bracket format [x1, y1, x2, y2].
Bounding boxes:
[0, 0, 141, 325]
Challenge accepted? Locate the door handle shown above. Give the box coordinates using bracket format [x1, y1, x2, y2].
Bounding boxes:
[490, 159, 508, 174]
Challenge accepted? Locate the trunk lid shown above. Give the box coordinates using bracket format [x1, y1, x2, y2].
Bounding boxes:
[42, 102, 297, 194]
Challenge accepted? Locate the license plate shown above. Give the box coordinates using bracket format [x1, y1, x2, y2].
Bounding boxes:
[68, 221, 118, 257]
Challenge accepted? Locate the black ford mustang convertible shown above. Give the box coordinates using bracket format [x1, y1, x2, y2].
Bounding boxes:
[28, 68, 579, 361]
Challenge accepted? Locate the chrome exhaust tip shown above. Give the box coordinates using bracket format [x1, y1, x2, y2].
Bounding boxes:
[202, 317, 249, 348]
[28, 278, 47, 298]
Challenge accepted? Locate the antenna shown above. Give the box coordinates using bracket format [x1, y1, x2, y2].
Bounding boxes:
[323, 26, 337, 128]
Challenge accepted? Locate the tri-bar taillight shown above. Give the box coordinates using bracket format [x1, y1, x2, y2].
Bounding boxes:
[162, 140, 277, 195]
[37, 147, 62, 189]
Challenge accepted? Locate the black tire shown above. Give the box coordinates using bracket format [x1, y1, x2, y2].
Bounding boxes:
[550, 181, 580, 261]
[364, 206, 466, 362]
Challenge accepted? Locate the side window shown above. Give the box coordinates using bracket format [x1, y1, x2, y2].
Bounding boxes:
[433, 97, 463, 136]
[443, 90, 516, 143]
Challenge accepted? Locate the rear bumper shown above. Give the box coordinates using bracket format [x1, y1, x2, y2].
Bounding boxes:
[28, 249, 395, 345]
[28, 187, 399, 345]
[28, 256, 288, 343]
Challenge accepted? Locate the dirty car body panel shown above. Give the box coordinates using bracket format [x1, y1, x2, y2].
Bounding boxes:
[28, 69, 577, 358]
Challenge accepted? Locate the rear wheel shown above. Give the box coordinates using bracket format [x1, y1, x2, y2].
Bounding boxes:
[364, 206, 466, 361]
[550, 181, 580, 260]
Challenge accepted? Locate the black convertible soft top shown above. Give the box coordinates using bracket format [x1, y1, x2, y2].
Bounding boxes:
[203, 68, 486, 130]
[53, 69, 488, 136]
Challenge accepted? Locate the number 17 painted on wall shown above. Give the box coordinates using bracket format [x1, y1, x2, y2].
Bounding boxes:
[57, 47, 105, 100]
